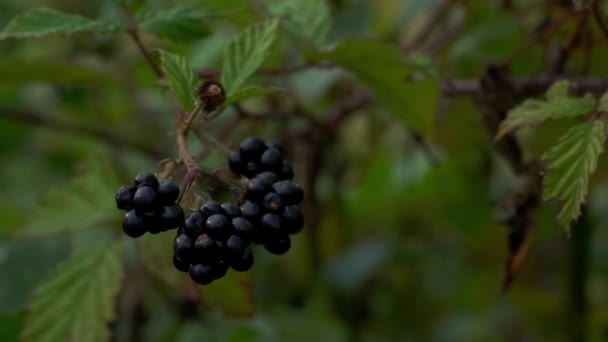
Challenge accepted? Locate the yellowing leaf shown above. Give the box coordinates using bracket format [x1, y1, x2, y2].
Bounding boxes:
[543, 120, 606, 229]
[497, 80, 596, 139]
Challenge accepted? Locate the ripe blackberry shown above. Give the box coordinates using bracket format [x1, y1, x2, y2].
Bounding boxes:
[194, 234, 219, 257]
[123, 210, 146, 238]
[189, 263, 214, 285]
[260, 148, 282, 172]
[229, 247, 254, 271]
[212, 259, 229, 279]
[280, 160, 294, 180]
[200, 201, 223, 216]
[229, 151, 245, 175]
[232, 217, 257, 241]
[173, 255, 190, 272]
[266, 141, 283, 154]
[184, 211, 206, 237]
[240, 200, 261, 224]
[157, 179, 180, 204]
[161, 204, 184, 228]
[264, 235, 291, 255]
[263, 192, 283, 212]
[133, 186, 158, 211]
[260, 213, 283, 236]
[272, 180, 303, 205]
[282, 205, 304, 234]
[240, 137, 266, 161]
[226, 235, 248, 256]
[221, 203, 241, 218]
[247, 176, 271, 200]
[205, 214, 231, 240]
[174, 234, 193, 260]
[134, 172, 159, 189]
[256, 171, 278, 185]
[115, 186, 135, 210]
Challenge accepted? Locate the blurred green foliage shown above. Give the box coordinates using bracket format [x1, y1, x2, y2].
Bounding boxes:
[1, 0, 608, 341]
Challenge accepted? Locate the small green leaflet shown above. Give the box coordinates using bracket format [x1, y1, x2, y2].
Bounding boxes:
[21, 242, 123, 342]
[18, 157, 121, 237]
[135, 5, 210, 43]
[159, 50, 198, 111]
[315, 39, 439, 137]
[0, 8, 122, 40]
[267, 0, 331, 47]
[223, 86, 285, 107]
[220, 19, 279, 96]
[497, 80, 596, 139]
[543, 120, 606, 230]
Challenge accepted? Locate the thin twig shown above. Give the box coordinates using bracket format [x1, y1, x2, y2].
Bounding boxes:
[499, 5, 579, 67]
[0, 107, 165, 159]
[122, 5, 164, 79]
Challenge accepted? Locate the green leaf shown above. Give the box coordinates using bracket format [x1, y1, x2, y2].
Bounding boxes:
[21, 241, 123, 342]
[267, 0, 331, 47]
[220, 19, 279, 96]
[135, 5, 210, 43]
[316, 38, 438, 137]
[224, 86, 285, 107]
[159, 50, 198, 111]
[0, 8, 122, 40]
[18, 157, 121, 237]
[497, 80, 596, 139]
[543, 121, 606, 229]
[598, 91, 608, 113]
[0, 60, 116, 84]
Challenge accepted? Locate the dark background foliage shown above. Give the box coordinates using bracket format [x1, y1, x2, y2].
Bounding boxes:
[1, 0, 608, 341]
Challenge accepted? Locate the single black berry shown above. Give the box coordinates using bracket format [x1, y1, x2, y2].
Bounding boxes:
[194, 234, 219, 258]
[133, 186, 158, 211]
[264, 235, 291, 255]
[161, 204, 184, 229]
[240, 137, 266, 161]
[240, 201, 261, 224]
[212, 259, 229, 279]
[229, 151, 245, 175]
[260, 148, 283, 172]
[123, 210, 146, 238]
[232, 217, 257, 241]
[266, 141, 283, 154]
[263, 192, 284, 212]
[256, 171, 278, 185]
[200, 201, 223, 216]
[261, 213, 283, 235]
[229, 247, 254, 271]
[173, 255, 190, 272]
[184, 211, 205, 237]
[189, 263, 214, 285]
[115, 186, 135, 210]
[205, 214, 231, 240]
[244, 161, 260, 178]
[157, 178, 180, 204]
[174, 234, 193, 260]
[280, 160, 294, 180]
[272, 180, 303, 205]
[282, 205, 304, 234]
[247, 176, 271, 200]
[226, 235, 247, 256]
[134, 172, 159, 189]
[221, 202, 241, 218]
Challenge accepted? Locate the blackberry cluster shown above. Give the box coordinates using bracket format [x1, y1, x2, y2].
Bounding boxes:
[173, 201, 254, 285]
[230, 137, 304, 255]
[115, 172, 184, 237]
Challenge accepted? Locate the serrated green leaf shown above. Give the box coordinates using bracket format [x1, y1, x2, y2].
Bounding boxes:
[543, 121, 606, 229]
[159, 50, 197, 111]
[0, 60, 116, 84]
[267, 0, 331, 47]
[497, 80, 596, 139]
[21, 241, 123, 342]
[316, 38, 438, 137]
[18, 158, 121, 237]
[200, 271, 255, 317]
[220, 19, 279, 96]
[0, 8, 123, 40]
[135, 5, 210, 43]
[224, 86, 285, 107]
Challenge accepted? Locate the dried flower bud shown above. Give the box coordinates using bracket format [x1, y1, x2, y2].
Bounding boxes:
[197, 80, 226, 111]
